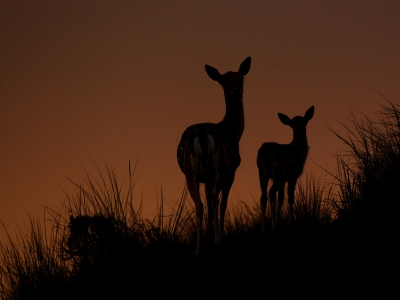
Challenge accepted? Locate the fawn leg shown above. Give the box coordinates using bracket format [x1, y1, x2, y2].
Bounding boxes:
[269, 183, 279, 230]
[287, 179, 297, 226]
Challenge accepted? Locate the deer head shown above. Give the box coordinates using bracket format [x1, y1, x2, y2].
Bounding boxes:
[205, 56, 251, 97]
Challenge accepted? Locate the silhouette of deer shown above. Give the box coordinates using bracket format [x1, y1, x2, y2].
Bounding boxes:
[177, 57, 251, 257]
[257, 106, 314, 231]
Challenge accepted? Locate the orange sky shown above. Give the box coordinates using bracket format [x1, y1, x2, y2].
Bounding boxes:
[1, 1, 400, 234]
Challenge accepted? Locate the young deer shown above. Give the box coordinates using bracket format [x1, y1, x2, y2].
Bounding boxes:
[177, 57, 251, 257]
[257, 106, 314, 231]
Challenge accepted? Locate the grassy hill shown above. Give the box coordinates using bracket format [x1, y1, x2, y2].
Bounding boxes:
[1, 101, 399, 299]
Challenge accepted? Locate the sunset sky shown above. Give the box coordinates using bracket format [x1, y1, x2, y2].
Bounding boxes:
[1, 0, 400, 233]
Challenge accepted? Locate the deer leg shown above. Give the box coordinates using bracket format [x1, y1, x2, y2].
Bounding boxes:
[268, 183, 278, 230]
[212, 182, 222, 244]
[205, 182, 214, 240]
[287, 179, 297, 226]
[277, 183, 285, 226]
[186, 177, 203, 258]
[220, 173, 235, 240]
[195, 200, 204, 257]
[259, 170, 269, 232]
[206, 166, 223, 244]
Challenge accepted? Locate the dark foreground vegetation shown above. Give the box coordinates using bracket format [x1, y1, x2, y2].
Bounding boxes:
[1, 100, 399, 299]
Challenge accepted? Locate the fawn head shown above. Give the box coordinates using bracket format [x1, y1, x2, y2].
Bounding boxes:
[278, 106, 314, 145]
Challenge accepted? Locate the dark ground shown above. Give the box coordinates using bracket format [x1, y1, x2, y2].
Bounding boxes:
[53, 218, 397, 299]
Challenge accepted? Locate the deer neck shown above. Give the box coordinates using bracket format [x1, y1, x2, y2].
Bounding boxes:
[289, 131, 309, 152]
[219, 89, 244, 142]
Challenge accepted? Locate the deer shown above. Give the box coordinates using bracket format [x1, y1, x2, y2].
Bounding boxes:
[177, 57, 251, 257]
[257, 106, 314, 231]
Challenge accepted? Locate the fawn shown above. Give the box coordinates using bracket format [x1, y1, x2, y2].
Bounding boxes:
[257, 106, 314, 230]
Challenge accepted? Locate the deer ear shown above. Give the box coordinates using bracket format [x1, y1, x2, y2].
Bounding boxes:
[304, 106, 314, 121]
[278, 113, 291, 125]
[238, 56, 251, 76]
[205, 65, 221, 81]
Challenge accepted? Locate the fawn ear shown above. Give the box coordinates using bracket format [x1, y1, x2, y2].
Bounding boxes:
[205, 65, 221, 81]
[278, 113, 291, 125]
[304, 106, 314, 121]
[238, 56, 251, 76]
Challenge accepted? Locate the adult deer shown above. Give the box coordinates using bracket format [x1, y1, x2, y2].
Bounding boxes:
[257, 106, 314, 231]
[177, 57, 251, 257]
